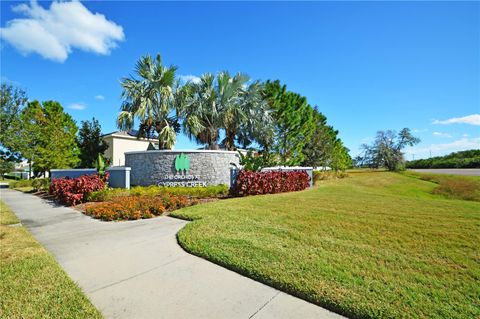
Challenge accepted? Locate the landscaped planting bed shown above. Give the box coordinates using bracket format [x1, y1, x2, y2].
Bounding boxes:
[86, 184, 229, 202]
[84, 194, 197, 221]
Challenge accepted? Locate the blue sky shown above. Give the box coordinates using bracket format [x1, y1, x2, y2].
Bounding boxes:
[1, 1, 479, 159]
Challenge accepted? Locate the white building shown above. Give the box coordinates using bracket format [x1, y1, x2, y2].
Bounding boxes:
[102, 131, 158, 166]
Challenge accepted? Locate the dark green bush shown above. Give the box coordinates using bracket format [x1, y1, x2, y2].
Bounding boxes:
[406, 149, 480, 169]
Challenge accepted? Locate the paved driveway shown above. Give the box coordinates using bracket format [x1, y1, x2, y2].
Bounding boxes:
[1, 189, 343, 319]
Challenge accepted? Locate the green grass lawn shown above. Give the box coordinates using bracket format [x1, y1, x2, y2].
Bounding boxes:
[0, 201, 102, 319]
[171, 172, 480, 319]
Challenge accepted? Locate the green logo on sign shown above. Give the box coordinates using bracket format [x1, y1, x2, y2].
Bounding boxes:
[175, 153, 190, 173]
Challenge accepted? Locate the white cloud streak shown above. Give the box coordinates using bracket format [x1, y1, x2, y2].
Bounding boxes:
[404, 137, 480, 159]
[432, 132, 452, 138]
[0, 0, 125, 62]
[95, 95, 105, 100]
[179, 74, 201, 84]
[68, 103, 86, 110]
[433, 114, 480, 126]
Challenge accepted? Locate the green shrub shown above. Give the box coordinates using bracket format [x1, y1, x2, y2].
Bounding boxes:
[4, 173, 21, 180]
[85, 188, 129, 202]
[159, 185, 229, 198]
[87, 184, 229, 202]
[9, 179, 33, 189]
[313, 170, 349, 184]
[31, 178, 50, 191]
[9, 178, 50, 191]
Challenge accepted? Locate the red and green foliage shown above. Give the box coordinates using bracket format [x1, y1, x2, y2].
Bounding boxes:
[49, 173, 108, 206]
[233, 170, 310, 196]
[85, 194, 196, 221]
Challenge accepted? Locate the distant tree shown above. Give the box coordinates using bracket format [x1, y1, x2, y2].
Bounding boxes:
[77, 118, 109, 168]
[406, 149, 480, 169]
[302, 107, 352, 171]
[19, 101, 79, 175]
[330, 140, 352, 171]
[0, 83, 28, 162]
[359, 128, 420, 171]
[0, 157, 15, 178]
[263, 80, 315, 165]
[117, 54, 180, 149]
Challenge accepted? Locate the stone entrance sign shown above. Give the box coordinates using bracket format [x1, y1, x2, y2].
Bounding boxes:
[125, 150, 240, 187]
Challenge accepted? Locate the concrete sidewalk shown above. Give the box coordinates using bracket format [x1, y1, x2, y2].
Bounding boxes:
[1, 189, 344, 319]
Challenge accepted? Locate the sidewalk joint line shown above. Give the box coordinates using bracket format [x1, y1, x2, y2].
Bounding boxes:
[87, 256, 186, 293]
[248, 291, 280, 319]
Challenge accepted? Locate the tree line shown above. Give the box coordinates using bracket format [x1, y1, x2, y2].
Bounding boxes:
[0, 84, 107, 176]
[1, 52, 352, 176]
[117, 54, 352, 170]
[406, 150, 480, 169]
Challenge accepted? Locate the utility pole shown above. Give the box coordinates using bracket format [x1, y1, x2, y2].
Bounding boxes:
[429, 150, 432, 158]
[412, 154, 415, 161]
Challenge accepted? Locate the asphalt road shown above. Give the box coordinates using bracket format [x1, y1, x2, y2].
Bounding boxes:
[409, 169, 480, 176]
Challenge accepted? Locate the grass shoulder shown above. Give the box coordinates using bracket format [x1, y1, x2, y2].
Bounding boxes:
[171, 172, 480, 319]
[0, 201, 102, 319]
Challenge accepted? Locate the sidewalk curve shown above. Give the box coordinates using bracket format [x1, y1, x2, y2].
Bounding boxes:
[1, 189, 344, 319]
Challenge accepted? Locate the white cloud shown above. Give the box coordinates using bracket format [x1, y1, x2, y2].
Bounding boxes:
[413, 128, 428, 133]
[0, 0, 125, 62]
[179, 74, 201, 84]
[432, 132, 452, 138]
[68, 103, 86, 110]
[0, 76, 21, 86]
[405, 137, 480, 159]
[95, 95, 105, 100]
[433, 114, 480, 126]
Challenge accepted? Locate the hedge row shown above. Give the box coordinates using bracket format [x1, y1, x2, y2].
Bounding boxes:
[233, 170, 310, 196]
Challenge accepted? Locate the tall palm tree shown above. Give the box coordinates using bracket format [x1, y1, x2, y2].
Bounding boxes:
[177, 73, 221, 149]
[224, 80, 273, 150]
[179, 72, 271, 150]
[117, 54, 179, 149]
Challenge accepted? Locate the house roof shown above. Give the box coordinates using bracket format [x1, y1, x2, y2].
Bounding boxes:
[102, 130, 158, 140]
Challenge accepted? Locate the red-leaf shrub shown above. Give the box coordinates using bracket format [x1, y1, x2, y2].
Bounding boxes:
[49, 173, 109, 206]
[233, 170, 310, 196]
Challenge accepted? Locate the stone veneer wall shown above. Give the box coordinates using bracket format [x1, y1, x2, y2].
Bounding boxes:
[125, 150, 240, 187]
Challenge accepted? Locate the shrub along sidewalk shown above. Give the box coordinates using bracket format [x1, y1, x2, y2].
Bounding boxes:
[0, 201, 102, 319]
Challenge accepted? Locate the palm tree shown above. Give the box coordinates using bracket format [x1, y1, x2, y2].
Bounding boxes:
[224, 80, 273, 150]
[177, 73, 221, 150]
[117, 54, 179, 149]
[179, 72, 271, 151]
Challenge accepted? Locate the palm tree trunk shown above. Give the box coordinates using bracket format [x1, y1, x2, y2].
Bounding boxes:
[225, 129, 236, 151]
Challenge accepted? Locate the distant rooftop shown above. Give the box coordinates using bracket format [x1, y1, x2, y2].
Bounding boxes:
[102, 130, 158, 140]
